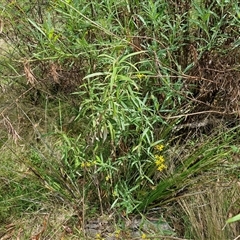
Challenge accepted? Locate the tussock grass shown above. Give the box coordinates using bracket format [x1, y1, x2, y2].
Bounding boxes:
[177, 181, 240, 239]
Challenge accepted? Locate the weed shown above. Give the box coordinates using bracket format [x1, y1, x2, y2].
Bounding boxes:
[0, 0, 239, 238]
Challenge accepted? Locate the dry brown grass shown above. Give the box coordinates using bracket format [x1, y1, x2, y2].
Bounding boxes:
[176, 180, 240, 240]
[0, 204, 82, 240]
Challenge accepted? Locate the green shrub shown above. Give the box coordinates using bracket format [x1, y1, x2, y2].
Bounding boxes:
[0, 0, 239, 231]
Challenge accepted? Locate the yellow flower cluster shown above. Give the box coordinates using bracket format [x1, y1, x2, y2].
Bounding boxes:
[95, 233, 104, 240]
[81, 160, 97, 168]
[112, 190, 118, 197]
[141, 233, 150, 239]
[137, 73, 145, 79]
[114, 229, 121, 238]
[155, 155, 167, 172]
[154, 144, 164, 151]
[105, 175, 111, 181]
[154, 144, 167, 172]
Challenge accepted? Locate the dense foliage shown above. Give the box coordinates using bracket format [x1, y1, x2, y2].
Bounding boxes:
[0, 0, 239, 238]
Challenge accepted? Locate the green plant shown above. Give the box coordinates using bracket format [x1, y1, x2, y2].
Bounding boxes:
[138, 126, 240, 211]
[227, 214, 240, 223]
[1, 0, 240, 238]
[72, 51, 163, 214]
[177, 181, 240, 239]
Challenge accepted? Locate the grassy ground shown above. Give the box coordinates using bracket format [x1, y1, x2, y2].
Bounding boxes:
[0, 0, 240, 239]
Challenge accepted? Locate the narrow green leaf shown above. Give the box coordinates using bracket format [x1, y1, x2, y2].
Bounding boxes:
[119, 51, 146, 64]
[27, 18, 46, 36]
[227, 214, 240, 223]
[83, 72, 110, 80]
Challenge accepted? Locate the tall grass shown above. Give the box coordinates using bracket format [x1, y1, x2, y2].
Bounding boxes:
[178, 182, 240, 239]
[0, 0, 240, 238]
